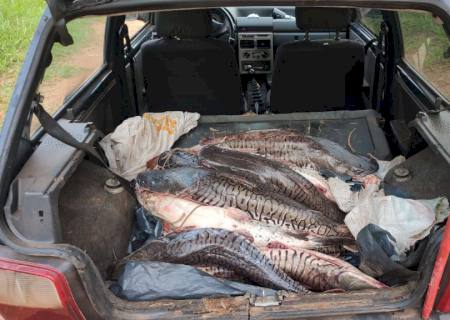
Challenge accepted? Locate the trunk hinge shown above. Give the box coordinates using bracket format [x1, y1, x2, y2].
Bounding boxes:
[249, 292, 284, 307]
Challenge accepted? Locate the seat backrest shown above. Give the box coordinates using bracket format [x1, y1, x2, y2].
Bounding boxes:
[270, 7, 365, 113]
[137, 10, 242, 115]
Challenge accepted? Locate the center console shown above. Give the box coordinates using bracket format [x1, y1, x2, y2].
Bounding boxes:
[238, 33, 273, 74]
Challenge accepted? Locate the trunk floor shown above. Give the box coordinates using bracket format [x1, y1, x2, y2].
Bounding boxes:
[175, 110, 391, 160]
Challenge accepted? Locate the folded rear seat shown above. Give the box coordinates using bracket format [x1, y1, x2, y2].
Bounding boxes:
[270, 7, 365, 113]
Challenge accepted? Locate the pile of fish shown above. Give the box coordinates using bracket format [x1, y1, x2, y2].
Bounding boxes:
[124, 129, 385, 293]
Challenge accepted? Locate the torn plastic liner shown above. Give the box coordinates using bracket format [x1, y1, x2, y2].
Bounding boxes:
[111, 261, 275, 301]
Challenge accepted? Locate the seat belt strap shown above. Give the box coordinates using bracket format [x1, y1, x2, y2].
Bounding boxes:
[374, 22, 388, 112]
[134, 49, 148, 113]
[119, 23, 139, 115]
[32, 99, 136, 198]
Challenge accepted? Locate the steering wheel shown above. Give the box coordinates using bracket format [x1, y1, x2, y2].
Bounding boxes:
[209, 8, 236, 45]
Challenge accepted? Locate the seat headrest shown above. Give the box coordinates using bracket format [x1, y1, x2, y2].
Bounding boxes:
[295, 7, 356, 32]
[155, 10, 214, 38]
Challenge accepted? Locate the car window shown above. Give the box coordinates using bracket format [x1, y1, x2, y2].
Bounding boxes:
[31, 16, 106, 133]
[126, 14, 147, 38]
[399, 11, 450, 101]
[361, 9, 384, 37]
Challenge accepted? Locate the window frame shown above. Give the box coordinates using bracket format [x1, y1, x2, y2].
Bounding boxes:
[396, 10, 450, 106]
[360, 9, 385, 39]
[30, 16, 112, 141]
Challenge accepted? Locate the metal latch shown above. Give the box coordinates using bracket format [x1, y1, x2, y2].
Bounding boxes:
[249, 292, 284, 307]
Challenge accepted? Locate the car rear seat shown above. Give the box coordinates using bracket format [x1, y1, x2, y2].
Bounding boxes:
[134, 10, 242, 115]
[270, 7, 365, 113]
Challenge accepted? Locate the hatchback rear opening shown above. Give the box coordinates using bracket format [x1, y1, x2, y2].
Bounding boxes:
[1, 2, 450, 319]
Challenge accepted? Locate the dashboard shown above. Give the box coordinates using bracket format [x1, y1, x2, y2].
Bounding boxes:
[238, 33, 273, 74]
[213, 7, 347, 75]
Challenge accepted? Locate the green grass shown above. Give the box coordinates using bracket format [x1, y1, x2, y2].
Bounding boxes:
[42, 17, 102, 81]
[399, 12, 450, 69]
[361, 10, 384, 35]
[0, 0, 46, 74]
[0, 10, 103, 128]
[0, 0, 46, 127]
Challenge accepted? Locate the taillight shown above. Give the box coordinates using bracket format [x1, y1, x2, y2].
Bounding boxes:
[0, 258, 85, 320]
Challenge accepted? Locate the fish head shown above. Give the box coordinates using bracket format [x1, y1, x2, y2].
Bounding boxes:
[349, 157, 379, 177]
[136, 167, 211, 194]
[157, 149, 200, 169]
[313, 137, 379, 177]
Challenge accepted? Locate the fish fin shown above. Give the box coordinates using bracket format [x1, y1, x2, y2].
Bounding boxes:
[309, 235, 356, 247]
[146, 156, 160, 169]
[168, 225, 197, 235]
[284, 231, 313, 241]
[215, 171, 260, 190]
[319, 169, 337, 179]
[186, 145, 202, 154]
[226, 207, 252, 222]
[267, 241, 291, 249]
[162, 222, 173, 234]
[343, 244, 359, 252]
[235, 229, 255, 243]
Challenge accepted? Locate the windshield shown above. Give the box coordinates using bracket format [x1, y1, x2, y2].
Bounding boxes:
[226, 6, 295, 19]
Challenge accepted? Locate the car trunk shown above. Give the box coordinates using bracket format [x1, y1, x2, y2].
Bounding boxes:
[5, 104, 449, 317]
[2, 2, 450, 315]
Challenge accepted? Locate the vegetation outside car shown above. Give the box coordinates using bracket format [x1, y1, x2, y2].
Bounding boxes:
[0, 0, 45, 127]
[363, 10, 450, 100]
[0, 0, 104, 130]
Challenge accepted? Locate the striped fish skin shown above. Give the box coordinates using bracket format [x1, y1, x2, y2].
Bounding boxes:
[263, 247, 386, 292]
[124, 228, 310, 293]
[136, 168, 351, 238]
[135, 191, 348, 254]
[195, 265, 244, 281]
[198, 145, 345, 222]
[200, 129, 378, 178]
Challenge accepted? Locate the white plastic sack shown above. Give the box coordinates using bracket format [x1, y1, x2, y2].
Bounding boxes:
[317, 156, 405, 213]
[100, 112, 200, 180]
[345, 196, 449, 256]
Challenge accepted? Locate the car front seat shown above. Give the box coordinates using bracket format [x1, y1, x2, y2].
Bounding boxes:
[270, 7, 364, 113]
[136, 10, 242, 115]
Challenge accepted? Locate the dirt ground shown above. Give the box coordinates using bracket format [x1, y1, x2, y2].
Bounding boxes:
[39, 19, 145, 113]
[38, 21, 105, 115]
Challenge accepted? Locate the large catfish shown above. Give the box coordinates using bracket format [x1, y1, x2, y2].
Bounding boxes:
[135, 190, 350, 254]
[200, 129, 378, 179]
[263, 247, 386, 291]
[157, 146, 345, 222]
[195, 248, 386, 292]
[136, 167, 351, 238]
[123, 228, 309, 293]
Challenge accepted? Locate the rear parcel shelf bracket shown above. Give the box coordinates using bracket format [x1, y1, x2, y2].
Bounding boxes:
[249, 292, 284, 307]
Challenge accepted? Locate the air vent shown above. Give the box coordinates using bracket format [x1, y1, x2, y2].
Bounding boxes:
[240, 40, 255, 49]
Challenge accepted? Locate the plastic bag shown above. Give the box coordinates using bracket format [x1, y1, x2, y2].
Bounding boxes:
[356, 224, 418, 286]
[111, 261, 275, 301]
[345, 196, 449, 256]
[128, 207, 162, 253]
[100, 112, 200, 180]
